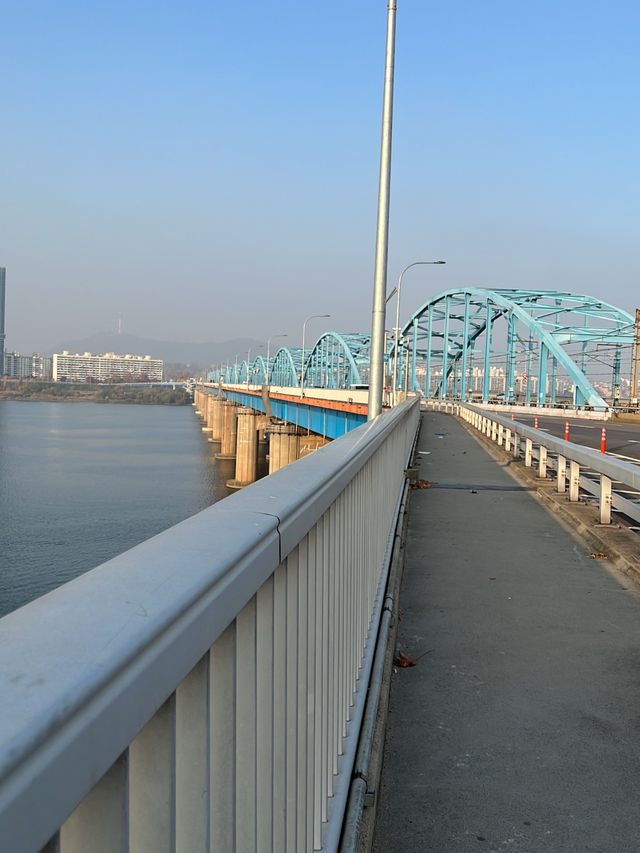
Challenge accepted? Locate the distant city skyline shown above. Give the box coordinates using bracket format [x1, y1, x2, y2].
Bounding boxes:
[2, 1, 639, 353]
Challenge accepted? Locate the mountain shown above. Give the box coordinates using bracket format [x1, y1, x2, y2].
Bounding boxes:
[51, 333, 265, 367]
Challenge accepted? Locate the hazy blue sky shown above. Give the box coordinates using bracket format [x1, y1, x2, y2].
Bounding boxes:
[2, 1, 639, 353]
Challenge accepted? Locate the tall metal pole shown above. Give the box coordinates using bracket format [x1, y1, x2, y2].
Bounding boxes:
[630, 308, 640, 405]
[368, 0, 397, 420]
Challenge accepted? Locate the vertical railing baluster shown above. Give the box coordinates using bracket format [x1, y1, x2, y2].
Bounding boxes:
[210, 623, 236, 852]
[313, 519, 324, 846]
[235, 597, 257, 852]
[304, 530, 316, 849]
[296, 542, 309, 851]
[129, 697, 176, 853]
[60, 752, 128, 853]
[256, 577, 275, 852]
[176, 654, 209, 853]
[320, 512, 330, 816]
[272, 564, 287, 852]
[327, 502, 338, 791]
[285, 551, 299, 853]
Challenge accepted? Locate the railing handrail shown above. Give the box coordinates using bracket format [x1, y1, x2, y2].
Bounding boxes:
[461, 403, 640, 490]
[0, 398, 419, 850]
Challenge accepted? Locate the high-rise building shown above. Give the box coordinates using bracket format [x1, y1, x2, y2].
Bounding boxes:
[52, 351, 163, 383]
[0, 268, 5, 377]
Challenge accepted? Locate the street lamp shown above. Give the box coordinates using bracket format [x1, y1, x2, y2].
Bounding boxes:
[301, 314, 331, 394]
[266, 334, 288, 383]
[386, 260, 446, 402]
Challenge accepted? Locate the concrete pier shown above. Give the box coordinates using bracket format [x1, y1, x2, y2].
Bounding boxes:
[215, 401, 238, 460]
[201, 394, 214, 432]
[208, 396, 223, 443]
[226, 408, 259, 489]
[267, 423, 302, 474]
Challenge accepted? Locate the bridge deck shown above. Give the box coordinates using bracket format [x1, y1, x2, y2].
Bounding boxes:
[374, 412, 640, 852]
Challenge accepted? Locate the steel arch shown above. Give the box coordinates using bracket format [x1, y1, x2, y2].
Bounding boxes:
[399, 288, 635, 409]
[269, 347, 302, 387]
[304, 332, 371, 389]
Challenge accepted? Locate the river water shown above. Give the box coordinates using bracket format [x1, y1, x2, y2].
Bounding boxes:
[0, 400, 232, 617]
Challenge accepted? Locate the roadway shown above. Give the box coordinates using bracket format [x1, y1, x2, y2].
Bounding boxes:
[512, 414, 640, 463]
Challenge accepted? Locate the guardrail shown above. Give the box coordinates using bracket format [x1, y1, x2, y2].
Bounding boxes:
[425, 401, 640, 528]
[0, 400, 420, 853]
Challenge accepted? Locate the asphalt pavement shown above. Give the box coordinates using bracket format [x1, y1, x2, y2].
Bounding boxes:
[373, 411, 640, 853]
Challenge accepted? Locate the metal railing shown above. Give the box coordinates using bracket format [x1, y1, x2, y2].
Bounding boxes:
[0, 400, 419, 853]
[426, 400, 640, 528]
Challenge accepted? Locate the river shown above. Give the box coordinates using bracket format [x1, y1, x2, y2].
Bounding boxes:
[0, 400, 233, 617]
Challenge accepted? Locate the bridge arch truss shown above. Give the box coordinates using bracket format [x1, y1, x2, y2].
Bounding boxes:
[304, 332, 371, 389]
[398, 288, 635, 409]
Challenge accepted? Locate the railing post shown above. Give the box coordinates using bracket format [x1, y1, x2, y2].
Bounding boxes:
[525, 438, 533, 467]
[498, 424, 504, 446]
[557, 455, 566, 493]
[600, 475, 612, 524]
[569, 461, 580, 501]
[505, 428, 512, 452]
[538, 445, 548, 479]
[491, 421, 497, 441]
[513, 433, 520, 459]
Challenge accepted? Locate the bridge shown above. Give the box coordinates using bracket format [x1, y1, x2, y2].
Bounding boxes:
[210, 289, 639, 412]
[1, 289, 639, 852]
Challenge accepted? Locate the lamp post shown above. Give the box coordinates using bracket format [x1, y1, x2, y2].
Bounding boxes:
[386, 260, 446, 403]
[369, 0, 398, 420]
[266, 334, 288, 384]
[301, 314, 331, 394]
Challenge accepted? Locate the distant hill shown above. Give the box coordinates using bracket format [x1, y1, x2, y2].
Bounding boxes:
[51, 332, 265, 368]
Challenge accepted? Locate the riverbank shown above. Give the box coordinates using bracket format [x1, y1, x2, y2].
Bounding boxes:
[0, 381, 191, 405]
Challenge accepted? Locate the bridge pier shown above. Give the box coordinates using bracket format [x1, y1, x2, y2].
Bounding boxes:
[226, 408, 259, 489]
[201, 394, 215, 433]
[267, 423, 302, 473]
[215, 402, 238, 461]
[207, 396, 224, 443]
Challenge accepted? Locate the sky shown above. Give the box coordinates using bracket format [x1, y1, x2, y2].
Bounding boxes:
[1, 0, 639, 354]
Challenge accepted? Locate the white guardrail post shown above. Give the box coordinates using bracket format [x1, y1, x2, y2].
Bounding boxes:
[0, 400, 420, 853]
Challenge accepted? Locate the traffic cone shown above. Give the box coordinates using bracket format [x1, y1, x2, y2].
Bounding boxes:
[600, 427, 607, 454]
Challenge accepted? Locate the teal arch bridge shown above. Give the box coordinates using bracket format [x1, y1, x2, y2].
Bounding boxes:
[210, 289, 636, 412]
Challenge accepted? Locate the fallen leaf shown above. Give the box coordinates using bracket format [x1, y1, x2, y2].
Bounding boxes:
[394, 652, 418, 668]
[410, 479, 431, 489]
[590, 552, 607, 560]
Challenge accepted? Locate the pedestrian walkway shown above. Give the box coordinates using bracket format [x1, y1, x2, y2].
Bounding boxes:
[373, 412, 640, 853]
